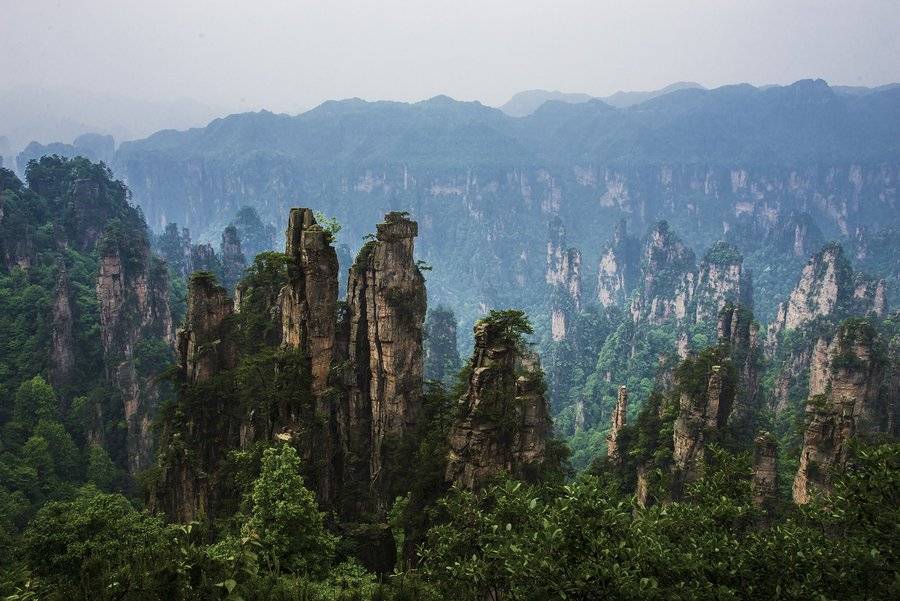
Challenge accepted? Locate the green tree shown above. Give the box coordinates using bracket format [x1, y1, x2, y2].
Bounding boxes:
[86, 444, 118, 491]
[32, 420, 80, 482]
[12, 376, 58, 432]
[244, 445, 337, 576]
[313, 211, 342, 244]
[21, 487, 181, 600]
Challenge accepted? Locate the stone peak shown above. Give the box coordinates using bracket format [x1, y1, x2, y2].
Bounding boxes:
[376, 211, 418, 241]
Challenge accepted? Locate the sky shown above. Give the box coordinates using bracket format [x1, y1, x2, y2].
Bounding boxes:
[3, 0, 900, 114]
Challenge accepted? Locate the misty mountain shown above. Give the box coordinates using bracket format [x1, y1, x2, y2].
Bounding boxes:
[120, 79, 900, 170]
[499, 89, 595, 117]
[600, 81, 705, 108]
[113, 78, 900, 347]
[16, 133, 116, 172]
[0, 85, 223, 156]
[498, 81, 706, 117]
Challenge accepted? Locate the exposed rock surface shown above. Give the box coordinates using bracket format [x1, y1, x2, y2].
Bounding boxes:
[751, 431, 778, 509]
[191, 242, 222, 277]
[765, 243, 890, 413]
[153, 209, 429, 524]
[597, 220, 640, 308]
[342, 211, 426, 510]
[605, 385, 628, 463]
[793, 319, 890, 503]
[49, 265, 75, 392]
[155, 223, 193, 279]
[694, 242, 752, 323]
[221, 225, 246, 291]
[546, 217, 582, 341]
[97, 239, 173, 474]
[629, 222, 696, 326]
[424, 307, 462, 385]
[176, 274, 236, 383]
[672, 362, 734, 490]
[278, 208, 339, 395]
[446, 318, 553, 490]
[767, 243, 885, 350]
[717, 304, 761, 430]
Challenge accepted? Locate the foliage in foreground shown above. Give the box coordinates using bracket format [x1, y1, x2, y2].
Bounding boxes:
[2, 441, 896, 600]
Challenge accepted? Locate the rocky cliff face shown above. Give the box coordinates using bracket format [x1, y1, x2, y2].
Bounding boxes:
[96, 238, 173, 474]
[49, 265, 75, 392]
[765, 242, 889, 412]
[767, 243, 884, 349]
[278, 208, 339, 395]
[597, 220, 639, 308]
[717, 304, 761, 432]
[152, 208, 429, 523]
[221, 225, 246, 291]
[154, 223, 194, 280]
[176, 274, 236, 383]
[751, 431, 778, 510]
[629, 222, 696, 327]
[342, 212, 426, 510]
[424, 307, 461, 386]
[605, 385, 628, 463]
[672, 359, 735, 490]
[446, 318, 553, 489]
[546, 217, 582, 341]
[793, 318, 890, 503]
[694, 242, 752, 323]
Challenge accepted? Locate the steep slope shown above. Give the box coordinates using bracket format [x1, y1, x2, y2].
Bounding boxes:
[0, 157, 173, 475]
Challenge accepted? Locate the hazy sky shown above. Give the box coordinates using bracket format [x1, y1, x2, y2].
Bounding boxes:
[3, 0, 900, 113]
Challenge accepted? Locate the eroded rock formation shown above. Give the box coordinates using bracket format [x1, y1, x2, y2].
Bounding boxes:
[221, 225, 246, 291]
[424, 307, 462, 385]
[191, 242, 222, 276]
[597, 220, 639, 308]
[341, 211, 427, 510]
[546, 217, 583, 341]
[694, 242, 752, 323]
[793, 318, 890, 503]
[97, 237, 173, 474]
[278, 208, 339, 395]
[176, 274, 236, 383]
[717, 304, 761, 431]
[629, 221, 696, 326]
[446, 318, 553, 489]
[751, 431, 778, 510]
[767, 243, 885, 351]
[606, 386, 628, 463]
[49, 265, 75, 392]
[672, 361, 735, 490]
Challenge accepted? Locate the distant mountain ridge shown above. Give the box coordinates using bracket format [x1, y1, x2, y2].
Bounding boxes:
[118, 79, 900, 169]
[498, 82, 706, 116]
[499, 90, 595, 117]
